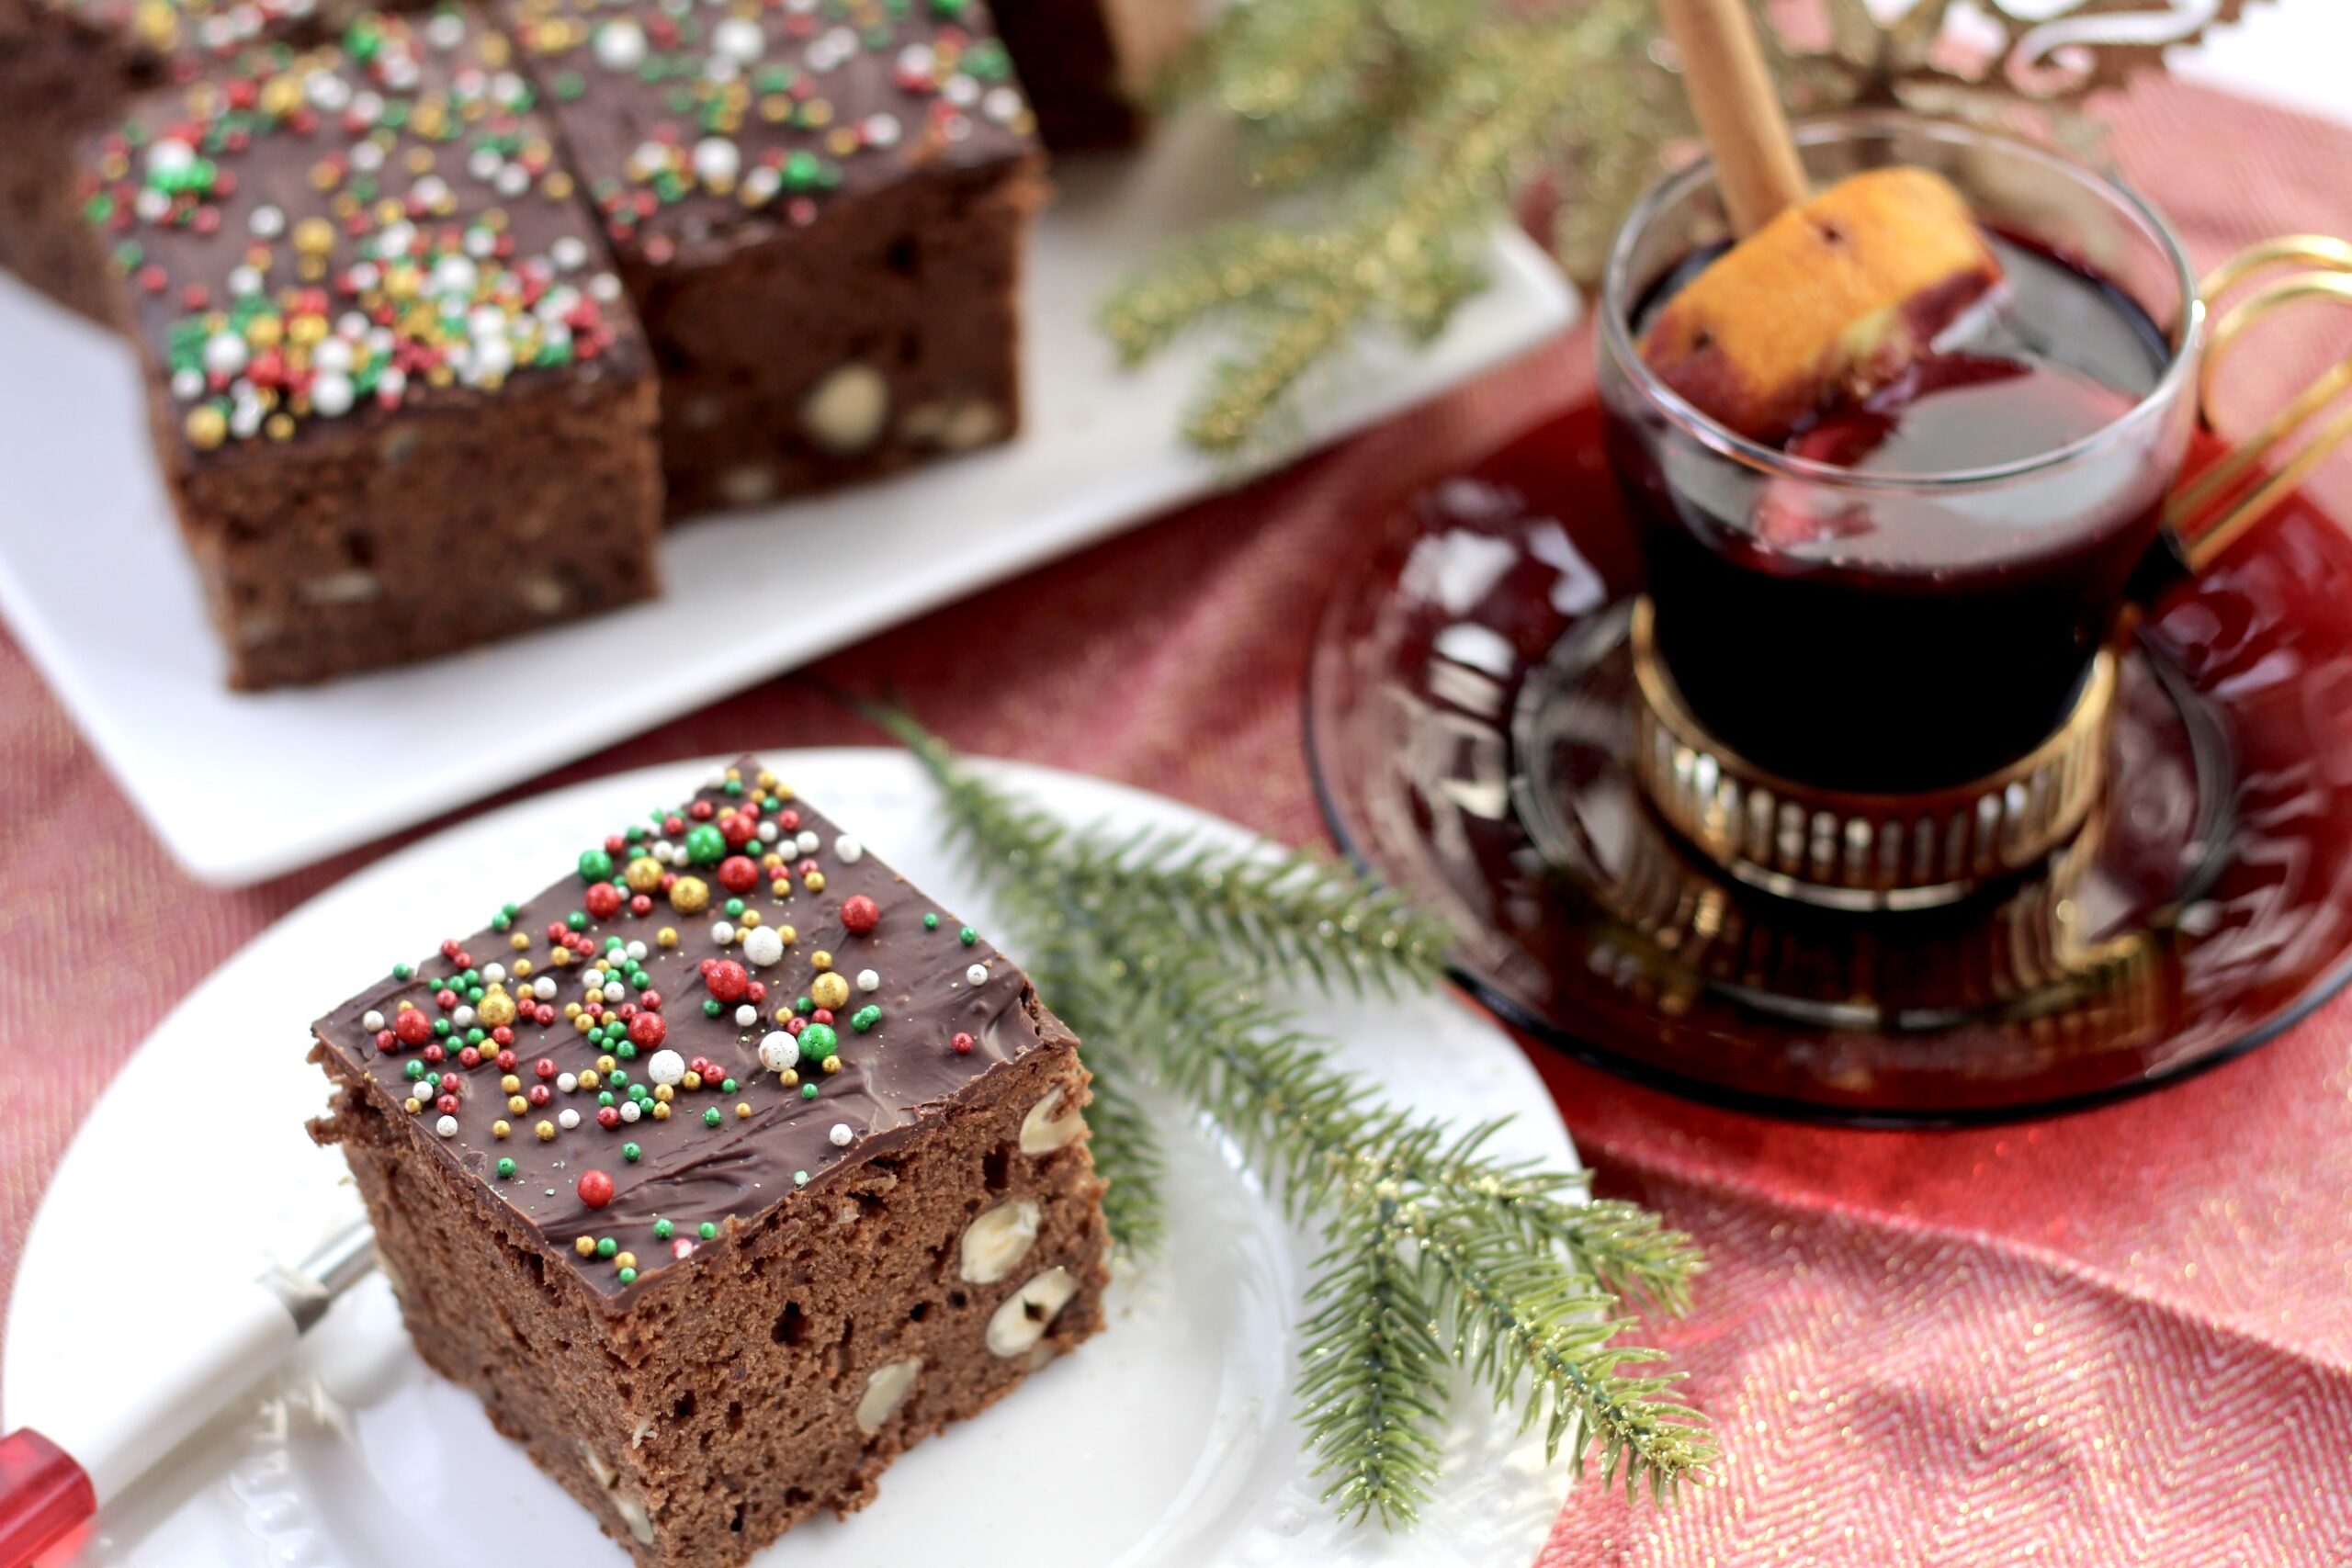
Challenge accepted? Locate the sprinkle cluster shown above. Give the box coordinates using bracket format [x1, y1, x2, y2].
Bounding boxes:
[504, 0, 1031, 254]
[62, 0, 325, 62]
[354, 764, 996, 1291]
[79, 9, 630, 451]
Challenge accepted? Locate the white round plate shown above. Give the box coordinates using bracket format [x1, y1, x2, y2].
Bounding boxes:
[6, 750, 1574, 1568]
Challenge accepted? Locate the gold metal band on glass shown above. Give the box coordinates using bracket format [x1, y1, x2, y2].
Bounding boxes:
[1628, 598, 2111, 910]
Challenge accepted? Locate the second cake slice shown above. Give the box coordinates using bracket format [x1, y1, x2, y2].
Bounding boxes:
[504, 0, 1046, 515]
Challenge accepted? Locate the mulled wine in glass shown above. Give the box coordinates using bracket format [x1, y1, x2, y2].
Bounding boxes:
[1598, 115, 2200, 795]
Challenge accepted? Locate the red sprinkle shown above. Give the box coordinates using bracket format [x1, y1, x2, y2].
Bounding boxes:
[704, 960, 750, 1005]
[718, 855, 759, 894]
[630, 1011, 667, 1049]
[951, 1032, 974, 1055]
[841, 895, 880, 935]
[394, 1010, 433, 1046]
[578, 1170, 615, 1209]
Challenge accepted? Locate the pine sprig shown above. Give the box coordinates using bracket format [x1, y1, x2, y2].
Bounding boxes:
[877, 710, 1717, 1525]
[867, 704, 1453, 997]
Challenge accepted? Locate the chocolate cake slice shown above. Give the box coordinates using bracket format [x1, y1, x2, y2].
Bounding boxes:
[501, 0, 1046, 514]
[74, 6, 665, 688]
[309, 757, 1110, 1566]
[989, 0, 1190, 152]
[0, 0, 330, 321]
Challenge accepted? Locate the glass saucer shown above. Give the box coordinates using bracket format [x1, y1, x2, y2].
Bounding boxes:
[1305, 400, 2352, 1123]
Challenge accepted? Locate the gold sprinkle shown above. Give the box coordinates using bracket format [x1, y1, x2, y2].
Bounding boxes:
[811, 950, 833, 971]
[492, 1120, 512, 1139]
[402, 1097, 423, 1115]
[576, 1236, 597, 1258]
[537, 1120, 558, 1142]
[736, 1103, 752, 1119]
[651, 1102, 672, 1122]
[508, 1095, 529, 1115]
[804, 870, 827, 893]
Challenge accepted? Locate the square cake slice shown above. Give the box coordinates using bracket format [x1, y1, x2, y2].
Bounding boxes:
[0, 0, 330, 321]
[308, 756, 1110, 1566]
[74, 6, 664, 688]
[501, 0, 1045, 515]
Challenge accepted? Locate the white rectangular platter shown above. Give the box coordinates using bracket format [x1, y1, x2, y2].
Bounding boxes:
[0, 110, 1576, 885]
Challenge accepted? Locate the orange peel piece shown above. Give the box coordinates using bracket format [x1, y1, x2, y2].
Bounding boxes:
[1637, 166, 2005, 443]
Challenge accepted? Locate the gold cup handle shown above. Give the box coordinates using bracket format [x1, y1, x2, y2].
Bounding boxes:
[2166, 235, 2352, 573]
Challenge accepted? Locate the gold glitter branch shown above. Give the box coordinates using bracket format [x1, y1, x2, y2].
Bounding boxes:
[1110, 0, 2265, 453]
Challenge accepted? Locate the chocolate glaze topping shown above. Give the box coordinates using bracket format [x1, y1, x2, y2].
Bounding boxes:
[311, 755, 1054, 1297]
[80, 7, 649, 461]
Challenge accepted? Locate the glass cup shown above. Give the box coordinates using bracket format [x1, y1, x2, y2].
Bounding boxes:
[1597, 112, 2202, 795]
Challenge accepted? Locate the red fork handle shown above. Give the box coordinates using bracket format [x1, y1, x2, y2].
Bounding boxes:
[0, 1429, 93, 1568]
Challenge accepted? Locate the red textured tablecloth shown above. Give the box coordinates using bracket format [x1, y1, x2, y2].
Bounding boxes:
[7, 73, 2352, 1567]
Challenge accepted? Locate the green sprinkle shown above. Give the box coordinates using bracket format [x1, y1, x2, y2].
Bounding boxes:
[923, 912, 939, 930]
[698, 1222, 718, 1241]
[496, 1156, 517, 1179]
[703, 1107, 722, 1126]
[851, 1005, 881, 1033]
[617, 1267, 639, 1285]
[567, 910, 589, 931]
[801, 1082, 820, 1100]
[798, 1022, 838, 1063]
[685, 824, 727, 864]
[623, 1142, 642, 1163]
[595, 1237, 617, 1259]
[403, 1059, 426, 1080]
[703, 998, 723, 1017]
[959, 926, 978, 946]
[653, 1218, 674, 1239]
[578, 848, 615, 882]
[392, 961, 415, 980]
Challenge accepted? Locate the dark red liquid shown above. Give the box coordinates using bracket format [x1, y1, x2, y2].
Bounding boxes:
[1611, 232, 2177, 791]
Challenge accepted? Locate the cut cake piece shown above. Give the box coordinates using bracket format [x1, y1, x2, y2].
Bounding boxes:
[501, 0, 1046, 515]
[308, 756, 1110, 1567]
[74, 6, 664, 688]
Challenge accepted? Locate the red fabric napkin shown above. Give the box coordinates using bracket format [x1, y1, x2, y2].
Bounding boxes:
[6, 71, 2352, 1564]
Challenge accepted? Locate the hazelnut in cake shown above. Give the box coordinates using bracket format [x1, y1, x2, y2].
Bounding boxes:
[500, 0, 1046, 514]
[307, 757, 1111, 1566]
[74, 6, 664, 688]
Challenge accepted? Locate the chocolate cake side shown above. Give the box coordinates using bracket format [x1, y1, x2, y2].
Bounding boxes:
[75, 7, 664, 688]
[308, 759, 1111, 1566]
[989, 0, 1190, 152]
[503, 0, 1045, 517]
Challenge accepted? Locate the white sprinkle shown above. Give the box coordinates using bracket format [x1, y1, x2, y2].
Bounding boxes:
[983, 85, 1024, 123]
[620, 1100, 643, 1123]
[625, 941, 648, 962]
[855, 968, 879, 992]
[594, 17, 647, 70]
[758, 1032, 797, 1073]
[711, 919, 736, 945]
[147, 138, 196, 178]
[795, 830, 820, 855]
[482, 962, 507, 985]
[436, 1115, 459, 1137]
[834, 835, 864, 863]
[308, 369, 353, 417]
[602, 979, 625, 1004]
[451, 1005, 476, 1029]
[559, 1109, 582, 1131]
[248, 202, 285, 238]
[227, 265, 264, 298]
[743, 925, 785, 967]
[553, 235, 588, 272]
[692, 137, 741, 186]
[558, 1072, 580, 1093]
[712, 15, 763, 62]
[829, 1123, 854, 1147]
[966, 964, 989, 987]
[202, 332, 248, 378]
[648, 1049, 686, 1087]
[170, 367, 204, 401]
[757, 819, 780, 842]
[361, 1010, 386, 1032]
[535, 976, 560, 1000]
